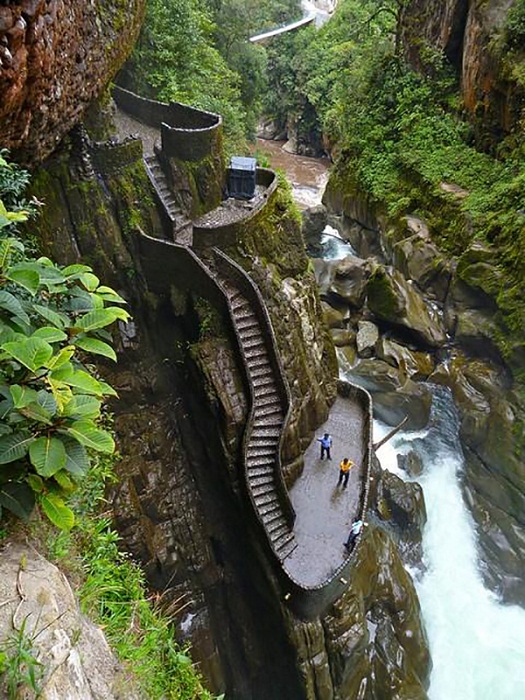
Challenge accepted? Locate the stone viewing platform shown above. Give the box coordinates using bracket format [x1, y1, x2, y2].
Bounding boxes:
[285, 394, 366, 586]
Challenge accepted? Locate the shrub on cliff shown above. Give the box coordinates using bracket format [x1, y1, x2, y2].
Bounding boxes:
[0, 153, 128, 529]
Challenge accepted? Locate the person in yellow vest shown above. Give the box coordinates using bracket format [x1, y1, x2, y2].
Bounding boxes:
[338, 457, 354, 488]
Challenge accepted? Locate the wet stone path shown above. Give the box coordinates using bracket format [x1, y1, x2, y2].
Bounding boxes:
[284, 396, 364, 587]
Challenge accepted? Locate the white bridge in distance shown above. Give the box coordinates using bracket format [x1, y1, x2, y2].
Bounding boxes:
[249, 13, 316, 43]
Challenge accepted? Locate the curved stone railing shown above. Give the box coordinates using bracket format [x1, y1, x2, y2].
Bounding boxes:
[282, 379, 373, 620]
[192, 168, 278, 249]
[213, 249, 295, 528]
[138, 229, 373, 619]
[113, 85, 222, 161]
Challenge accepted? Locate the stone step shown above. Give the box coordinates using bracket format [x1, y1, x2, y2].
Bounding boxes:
[251, 426, 280, 439]
[252, 376, 275, 390]
[231, 296, 250, 311]
[245, 352, 268, 366]
[243, 339, 266, 353]
[275, 534, 296, 560]
[246, 455, 274, 468]
[238, 325, 262, 339]
[249, 437, 276, 449]
[232, 306, 253, 320]
[259, 508, 286, 530]
[259, 502, 282, 518]
[247, 356, 271, 370]
[253, 403, 282, 418]
[255, 385, 279, 399]
[247, 466, 274, 478]
[255, 491, 280, 507]
[236, 317, 259, 331]
[246, 446, 276, 460]
[250, 364, 272, 377]
[268, 521, 289, 539]
[250, 475, 275, 490]
[251, 481, 276, 497]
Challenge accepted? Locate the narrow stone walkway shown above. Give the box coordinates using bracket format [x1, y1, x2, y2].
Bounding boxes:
[113, 108, 159, 156]
[284, 396, 364, 586]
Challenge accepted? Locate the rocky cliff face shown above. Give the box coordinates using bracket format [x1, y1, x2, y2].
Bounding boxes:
[400, 0, 524, 143]
[0, 0, 145, 165]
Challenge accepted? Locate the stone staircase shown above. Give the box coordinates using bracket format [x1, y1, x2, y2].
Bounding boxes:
[144, 155, 192, 244]
[222, 279, 297, 561]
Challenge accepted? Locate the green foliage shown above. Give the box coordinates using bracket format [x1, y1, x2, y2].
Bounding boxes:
[127, 0, 247, 149]
[505, 0, 525, 49]
[0, 617, 44, 699]
[0, 157, 128, 530]
[46, 453, 214, 700]
[264, 0, 525, 345]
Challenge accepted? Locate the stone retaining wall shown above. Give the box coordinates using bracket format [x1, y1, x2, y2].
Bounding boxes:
[192, 169, 279, 249]
[113, 85, 222, 162]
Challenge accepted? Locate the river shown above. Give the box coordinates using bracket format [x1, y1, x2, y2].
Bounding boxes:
[270, 143, 525, 699]
[254, 138, 329, 209]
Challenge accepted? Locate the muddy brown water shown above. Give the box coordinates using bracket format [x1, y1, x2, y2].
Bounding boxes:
[252, 138, 330, 209]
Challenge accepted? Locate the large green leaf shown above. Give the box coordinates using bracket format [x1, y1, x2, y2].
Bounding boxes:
[0, 237, 25, 270]
[62, 394, 101, 419]
[29, 436, 67, 476]
[53, 470, 76, 493]
[60, 436, 90, 476]
[79, 272, 100, 292]
[24, 261, 65, 287]
[33, 303, 69, 329]
[62, 263, 93, 278]
[73, 308, 126, 332]
[0, 430, 33, 464]
[74, 336, 117, 361]
[0, 482, 35, 521]
[45, 346, 75, 370]
[10, 384, 39, 409]
[40, 493, 75, 530]
[50, 366, 109, 396]
[0, 290, 30, 325]
[6, 265, 40, 295]
[2, 337, 54, 372]
[37, 389, 57, 415]
[96, 286, 127, 304]
[61, 420, 115, 453]
[32, 327, 68, 343]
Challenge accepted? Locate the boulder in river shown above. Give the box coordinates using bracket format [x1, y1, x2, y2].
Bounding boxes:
[373, 379, 433, 431]
[356, 320, 379, 357]
[329, 255, 370, 308]
[367, 265, 447, 348]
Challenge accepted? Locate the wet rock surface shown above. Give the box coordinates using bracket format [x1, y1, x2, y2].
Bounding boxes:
[0, 0, 145, 165]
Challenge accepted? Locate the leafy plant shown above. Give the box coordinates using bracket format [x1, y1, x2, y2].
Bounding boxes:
[0, 617, 44, 699]
[0, 161, 128, 530]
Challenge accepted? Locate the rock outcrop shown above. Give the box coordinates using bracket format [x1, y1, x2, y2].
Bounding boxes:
[322, 171, 525, 606]
[400, 0, 525, 144]
[0, 541, 139, 699]
[0, 0, 145, 165]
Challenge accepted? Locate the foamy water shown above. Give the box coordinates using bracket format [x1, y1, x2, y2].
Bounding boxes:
[375, 388, 525, 700]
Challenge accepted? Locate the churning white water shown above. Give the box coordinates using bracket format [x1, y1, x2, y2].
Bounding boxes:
[319, 225, 356, 259]
[375, 387, 525, 700]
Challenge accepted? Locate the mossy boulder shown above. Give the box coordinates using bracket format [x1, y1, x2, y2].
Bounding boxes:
[367, 265, 447, 348]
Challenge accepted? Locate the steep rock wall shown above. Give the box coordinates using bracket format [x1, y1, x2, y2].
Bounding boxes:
[0, 0, 145, 165]
[400, 0, 524, 142]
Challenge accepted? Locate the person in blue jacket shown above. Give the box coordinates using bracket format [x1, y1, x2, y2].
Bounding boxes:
[317, 432, 332, 460]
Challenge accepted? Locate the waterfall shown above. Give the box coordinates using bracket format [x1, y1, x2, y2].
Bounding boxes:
[375, 387, 525, 699]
